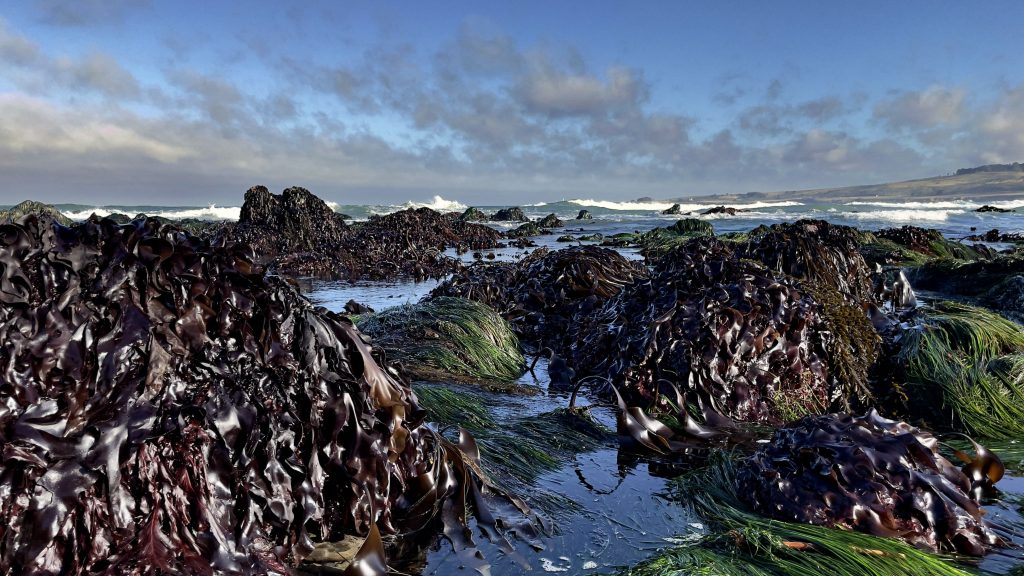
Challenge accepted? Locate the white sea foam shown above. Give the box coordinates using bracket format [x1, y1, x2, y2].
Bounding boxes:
[566, 198, 803, 211]
[843, 209, 965, 222]
[846, 199, 1024, 210]
[400, 195, 467, 212]
[62, 204, 241, 221]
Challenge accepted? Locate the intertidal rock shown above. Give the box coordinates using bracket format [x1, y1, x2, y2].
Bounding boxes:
[506, 222, 545, 238]
[459, 207, 489, 221]
[0, 199, 73, 226]
[0, 215, 524, 574]
[574, 237, 833, 424]
[739, 220, 874, 304]
[737, 411, 1002, 556]
[575, 209, 593, 220]
[536, 213, 564, 228]
[220, 186, 501, 280]
[660, 203, 683, 215]
[490, 207, 529, 222]
[432, 246, 646, 353]
[976, 205, 1013, 213]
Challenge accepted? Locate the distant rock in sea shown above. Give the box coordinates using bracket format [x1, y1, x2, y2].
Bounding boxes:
[575, 209, 593, 220]
[701, 205, 747, 216]
[661, 203, 683, 215]
[976, 205, 1013, 213]
[0, 200, 72, 226]
[536, 213, 564, 228]
[491, 206, 529, 222]
[460, 206, 489, 221]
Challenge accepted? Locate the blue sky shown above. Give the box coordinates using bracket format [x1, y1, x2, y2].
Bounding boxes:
[1, 0, 1023, 205]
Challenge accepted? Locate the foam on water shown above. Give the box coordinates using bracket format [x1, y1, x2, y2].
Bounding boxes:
[62, 204, 241, 221]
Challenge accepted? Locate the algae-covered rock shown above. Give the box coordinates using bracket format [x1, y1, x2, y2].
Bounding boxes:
[0, 215, 524, 574]
[536, 213, 564, 228]
[0, 200, 73, 226]
[574, 237, 833, 424]
[460, 206, 489, 221]
[737, 411, 1002, 556]
[491, 207, 529, 222]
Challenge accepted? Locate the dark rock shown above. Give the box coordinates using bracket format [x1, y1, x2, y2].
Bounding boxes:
[556, 235, 576, 242]
[575, 209, 593, 220]
[344, 299, 375, 314]
[490, 207, 529, 222]
[700, 205, 746, 216]
[536, 213, 564, 228]
[220, 186, 501, 281]
[460, 207, 489, 221]
[0, 200, 72, 226]
[105, 212, 132, 224]
[660, 203, 683, 215]
[737, 411, 1001, 556]
[976, 205, 1013, 213]
[909, 255, 1024, 298]
[506, 222, 545, 238]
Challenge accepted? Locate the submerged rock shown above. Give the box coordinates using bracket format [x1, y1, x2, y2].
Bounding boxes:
[0, 199, 73, 226]
[0, 215, 525, 574]
[737, 411, 1002, 556]
[490, 207, 529, 222]
[575, 209, 593, 220]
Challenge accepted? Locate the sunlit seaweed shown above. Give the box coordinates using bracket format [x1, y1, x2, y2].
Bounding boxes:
[623, 458, 980, 576]
[355, 296, 525, 384]
[897, 301, 1024, 438]
[0, 215, 528, 574]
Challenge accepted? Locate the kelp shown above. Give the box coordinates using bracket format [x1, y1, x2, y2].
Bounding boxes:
[0, 215, 528, 574]
[432, 246, 647, 352]
[354, 296, 525, 384]
[574, 237, 833, 425]
[896, 301, 1024, 438]
[221, 186, 502, 280]
[624, 461, 977, 576]
[739, 220, 874, 303]
[736, 411, 1002, 556]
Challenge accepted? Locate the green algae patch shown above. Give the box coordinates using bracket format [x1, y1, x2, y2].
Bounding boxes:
[898, 301, 1024, 439]
[356, 296, 525, 383]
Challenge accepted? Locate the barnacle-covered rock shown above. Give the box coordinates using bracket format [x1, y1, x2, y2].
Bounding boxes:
[574, 237, 832, 424]
[736, 411, 1002, 556]
[0, 215, 523, 574]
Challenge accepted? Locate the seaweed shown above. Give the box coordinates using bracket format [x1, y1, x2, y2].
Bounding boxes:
[739, 220, 874, 303]
[355, 297, 525, 384]
[736, 411, 1002, 556]
[574, 237, 833, 425]
[0, 215, 527, 574]
[896, 301, 1024, 438]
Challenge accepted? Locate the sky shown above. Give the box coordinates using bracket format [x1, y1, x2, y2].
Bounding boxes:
[1, 1, 1023, 206]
